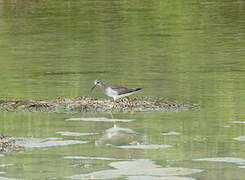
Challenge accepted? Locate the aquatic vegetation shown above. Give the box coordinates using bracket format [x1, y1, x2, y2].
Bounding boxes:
[0, 97, 194, 113]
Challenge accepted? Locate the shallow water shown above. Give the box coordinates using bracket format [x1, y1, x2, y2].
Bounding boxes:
[0, 0, 245, 179]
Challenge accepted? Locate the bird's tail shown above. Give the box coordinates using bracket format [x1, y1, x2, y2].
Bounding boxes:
[135, 88, 142, 91]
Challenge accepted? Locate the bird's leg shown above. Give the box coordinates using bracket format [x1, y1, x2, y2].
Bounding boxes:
[126, 97, 134, 113]
[109, 111, 114, 119]
[125, 97, 133, 109]
[110, 99, 117, 111]
[110, 102, 115, 111]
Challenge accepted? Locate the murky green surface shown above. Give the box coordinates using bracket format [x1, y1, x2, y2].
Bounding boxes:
[0, 0, 245, 179]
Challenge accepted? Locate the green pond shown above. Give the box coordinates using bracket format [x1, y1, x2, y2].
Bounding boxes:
[0, 0, 245, 179]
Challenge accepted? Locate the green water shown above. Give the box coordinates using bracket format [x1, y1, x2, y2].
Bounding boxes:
[0, 0, 245, 179]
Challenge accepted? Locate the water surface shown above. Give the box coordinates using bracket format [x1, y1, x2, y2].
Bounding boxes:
[0, 0, 245, 179]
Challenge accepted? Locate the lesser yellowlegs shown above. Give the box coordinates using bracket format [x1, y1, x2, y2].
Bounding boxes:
[91, 80, 142, 101]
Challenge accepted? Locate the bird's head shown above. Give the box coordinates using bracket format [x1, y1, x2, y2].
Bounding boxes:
[91, 80, 102, 92]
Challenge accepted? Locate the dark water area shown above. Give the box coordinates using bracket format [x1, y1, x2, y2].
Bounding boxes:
[0, 0, 245, 179]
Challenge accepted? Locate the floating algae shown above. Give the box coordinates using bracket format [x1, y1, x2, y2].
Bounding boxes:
[0, 97, 194, 113]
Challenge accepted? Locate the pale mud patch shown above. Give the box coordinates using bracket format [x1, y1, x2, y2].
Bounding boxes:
[193, 157, 245, 167]
[67, 117, 134, 122]
[223, 125, 232, 128]
[15, 138, 88, 148]
[229, 121, 245, 124]
[0, 164, 13, 168]
[128, 176, 196, 180]
[45, 137, 63, 140]
[56, 132, 99, 137]
[192, 137, 207, 142]
[0, 177, 26, 180]
[68, 159, 202, 179]
[161, 131, 182, 136]
[115, 144, 172, 149]
[71, 163, 93, 168]
[64, 156, 129, 161]
[1, 136, 89, 152]
[233, 136, 245, 141]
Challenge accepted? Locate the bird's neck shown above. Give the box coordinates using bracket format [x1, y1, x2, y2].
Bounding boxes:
[99, 82, 107, 91]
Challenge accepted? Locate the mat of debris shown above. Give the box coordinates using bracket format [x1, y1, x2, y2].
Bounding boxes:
[0, 97, 196, 113]
[0, 136, 23, 153]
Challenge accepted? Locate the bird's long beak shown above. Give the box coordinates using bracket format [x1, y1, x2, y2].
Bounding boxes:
[91, 84, 97, 92]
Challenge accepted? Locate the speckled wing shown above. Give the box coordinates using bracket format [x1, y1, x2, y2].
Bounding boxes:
[110, 86, 142, 95]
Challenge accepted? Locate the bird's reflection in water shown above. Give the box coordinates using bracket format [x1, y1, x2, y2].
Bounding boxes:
[95, 125, 143, 146]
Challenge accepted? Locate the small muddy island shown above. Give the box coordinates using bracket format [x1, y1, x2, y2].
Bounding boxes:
[0, 136, 23, 153]
[0, 97, 194, 113]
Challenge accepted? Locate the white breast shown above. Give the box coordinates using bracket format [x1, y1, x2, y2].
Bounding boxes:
[105, 87, 119, 99]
